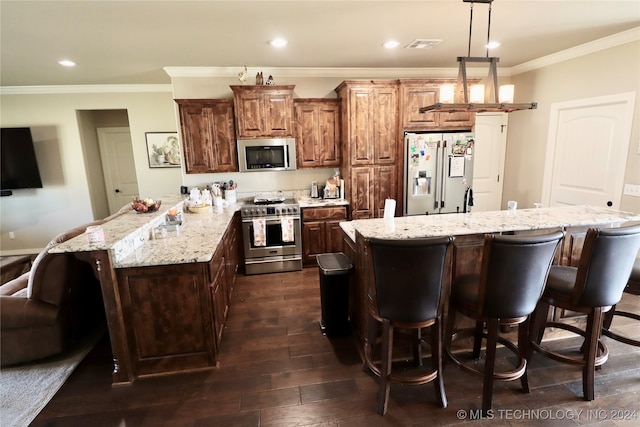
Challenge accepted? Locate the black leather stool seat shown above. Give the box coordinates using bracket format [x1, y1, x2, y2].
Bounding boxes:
[445, 230, 564, 415]
[365, 236, 453, 415]
[529, 224, 640, 401]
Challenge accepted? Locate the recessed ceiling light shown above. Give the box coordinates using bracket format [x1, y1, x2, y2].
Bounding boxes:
[58, 60, 76, 67]
[486, 41, 501, 49]
[383, 41, 400, 49]
[269, 38, 288, 48]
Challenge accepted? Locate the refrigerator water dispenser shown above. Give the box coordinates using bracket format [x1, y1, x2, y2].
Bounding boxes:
[413, 171, 431, 195]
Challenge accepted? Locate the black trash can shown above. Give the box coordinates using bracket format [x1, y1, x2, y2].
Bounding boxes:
[317, 252, 353, 337]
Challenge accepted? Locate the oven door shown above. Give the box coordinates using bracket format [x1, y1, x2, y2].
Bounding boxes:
[242, 217, 302, 259]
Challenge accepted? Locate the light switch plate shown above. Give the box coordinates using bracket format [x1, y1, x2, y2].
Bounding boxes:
[623, 184, 640, 197]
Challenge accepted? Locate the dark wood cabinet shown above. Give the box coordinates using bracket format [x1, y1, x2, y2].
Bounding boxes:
[302, 206, 348, 265]
[231, 85, 295, 138]
[113, 216, 241, 378]
[336, 80, 399, 219]
[400, 79, 476, 131]
[209, 246, 228, 349]
[401, 82, 439, 130]
[350, 165, 396, 219]
[337, 83, 398, 166]
[223, 212, 242, 291]
[175, 99, 237, 174]
[116, 263, 216, 377]
[294, 99, 341, 168]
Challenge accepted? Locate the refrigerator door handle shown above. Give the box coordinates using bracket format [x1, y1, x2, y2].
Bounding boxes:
[440, 140, 447, 209]
[434, 141, 441, 210]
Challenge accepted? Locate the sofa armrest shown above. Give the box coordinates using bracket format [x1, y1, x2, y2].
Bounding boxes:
[0, 295, 60, 329]
[0, 272, 29, 296]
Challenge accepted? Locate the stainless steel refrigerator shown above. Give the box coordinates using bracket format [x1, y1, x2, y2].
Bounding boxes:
[404, 132, 475, 216]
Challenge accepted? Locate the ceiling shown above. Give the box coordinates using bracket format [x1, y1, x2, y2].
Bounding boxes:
[1, 0, 639, 87]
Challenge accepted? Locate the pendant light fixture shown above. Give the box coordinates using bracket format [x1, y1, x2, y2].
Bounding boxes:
[420, 0, 537, 114]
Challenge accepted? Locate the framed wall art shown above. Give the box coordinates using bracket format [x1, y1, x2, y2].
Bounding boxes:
[145, 132, 181, 168]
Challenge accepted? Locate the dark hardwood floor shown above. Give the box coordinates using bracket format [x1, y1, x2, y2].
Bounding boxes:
[32, 267, 640, 426]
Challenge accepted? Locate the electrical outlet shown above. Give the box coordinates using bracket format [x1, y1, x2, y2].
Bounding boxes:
[623, 184, 640, 197]
[8, 232, 15, 239]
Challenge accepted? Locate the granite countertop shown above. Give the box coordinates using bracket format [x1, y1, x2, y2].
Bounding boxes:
[50, 194, 240, 268]
[49, 190, 349, 269]
[340, 205, 640, 242]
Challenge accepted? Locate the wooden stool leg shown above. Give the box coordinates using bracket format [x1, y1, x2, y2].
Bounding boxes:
[482, 319, 499, 415]
[530, 301, 549, 348]
[518, 318, 531, 393]
[377, 319, 393, 415]
[583, 309, 603, 401]
[431, 317, 447, 408]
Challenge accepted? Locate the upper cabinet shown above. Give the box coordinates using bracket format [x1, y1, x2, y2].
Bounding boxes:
[400, 80, 475, 131]
[231, 85, 295, 139]
[335, 80, 400, 219]
[335, 81, 398, 166]
[294, 99, 341, 168]
[175, 99, 237, 174]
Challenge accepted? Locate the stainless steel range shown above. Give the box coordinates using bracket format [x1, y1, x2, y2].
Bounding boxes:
[240, 196, 302, 275]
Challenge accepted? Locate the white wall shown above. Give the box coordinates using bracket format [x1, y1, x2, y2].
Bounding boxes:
[0, 89, 179, 253]
[503, 40, 640, 213]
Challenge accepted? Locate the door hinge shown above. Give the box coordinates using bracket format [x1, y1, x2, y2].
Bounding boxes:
[501, 125, 506, 133]
[497, 175, 500, 182]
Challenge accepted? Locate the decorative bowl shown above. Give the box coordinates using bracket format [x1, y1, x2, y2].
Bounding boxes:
[132, 198, 161, 213]
[188, 205, 211, 214]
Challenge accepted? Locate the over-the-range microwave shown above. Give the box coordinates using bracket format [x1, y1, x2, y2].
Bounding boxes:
[237, 138, 297, 172]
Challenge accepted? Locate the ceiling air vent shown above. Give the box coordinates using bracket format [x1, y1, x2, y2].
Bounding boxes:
[405, 39, 443, 50]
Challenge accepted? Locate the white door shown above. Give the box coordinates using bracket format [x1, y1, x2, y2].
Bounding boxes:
[97, 127, 139, 214]
[542, 93, 635, 208]
[472, 113, 508, 212]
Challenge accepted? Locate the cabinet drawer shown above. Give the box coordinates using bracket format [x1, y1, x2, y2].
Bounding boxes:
[302, 206, 347, 221]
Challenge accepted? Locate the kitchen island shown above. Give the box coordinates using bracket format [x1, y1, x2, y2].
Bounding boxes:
[51, 195, 243, 385]
[50, 192, 352, 385]
[340, 205, 640, 345]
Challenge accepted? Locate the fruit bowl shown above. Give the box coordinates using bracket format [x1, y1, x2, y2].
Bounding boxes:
[132, 197, 161, 213]
[187, 204, 211, 214]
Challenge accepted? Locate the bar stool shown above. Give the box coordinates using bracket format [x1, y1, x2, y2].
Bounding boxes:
[529, 224, 640, 401]
[445, 231, 564, 414]
[364, 236, 453, 415]
[602, 257, 640, 346]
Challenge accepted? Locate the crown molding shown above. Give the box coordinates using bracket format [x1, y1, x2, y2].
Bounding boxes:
[511, 26, 639, 75]
[2, 28, 637, 95]
[0, 84, 173, 95]
[164, 66, 461, 79]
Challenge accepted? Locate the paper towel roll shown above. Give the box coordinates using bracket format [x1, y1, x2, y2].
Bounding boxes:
[384, 199, 396, 219]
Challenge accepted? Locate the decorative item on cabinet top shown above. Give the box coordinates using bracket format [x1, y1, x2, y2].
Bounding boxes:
[237, 66, 248, 84]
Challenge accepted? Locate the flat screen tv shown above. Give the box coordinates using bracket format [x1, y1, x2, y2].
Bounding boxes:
[1, 127, 43, 195]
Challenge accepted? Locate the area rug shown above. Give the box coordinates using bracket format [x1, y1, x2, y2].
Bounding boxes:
[0, 329, 104, 427]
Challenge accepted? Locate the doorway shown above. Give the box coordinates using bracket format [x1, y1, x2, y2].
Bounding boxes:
[541, 92, 635, 208]
[472, 113, 508, 212]
[97, 127, 139, 213]
[78, 109, 138, 218]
